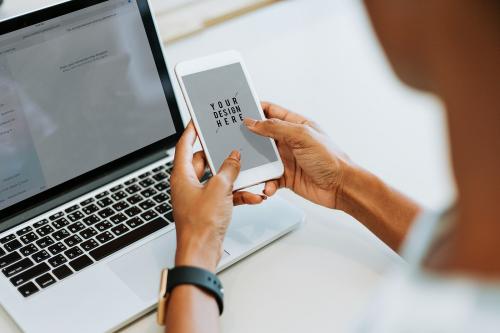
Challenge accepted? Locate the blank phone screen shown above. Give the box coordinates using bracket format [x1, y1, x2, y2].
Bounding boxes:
[182, 63, 278, 172]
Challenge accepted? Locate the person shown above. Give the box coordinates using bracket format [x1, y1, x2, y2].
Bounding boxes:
[164, 0, 500, 332]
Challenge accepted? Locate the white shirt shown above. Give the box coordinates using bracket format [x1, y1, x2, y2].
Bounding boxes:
[354, 210, 500, 333]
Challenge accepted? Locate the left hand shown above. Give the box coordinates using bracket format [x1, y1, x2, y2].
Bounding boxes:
[171, 123, 264, 272]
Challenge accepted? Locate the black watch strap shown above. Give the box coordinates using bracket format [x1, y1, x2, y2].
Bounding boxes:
[166, 266, 224, 315]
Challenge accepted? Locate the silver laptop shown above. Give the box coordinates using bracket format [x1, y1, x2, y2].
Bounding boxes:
[0, 1, 304, 332]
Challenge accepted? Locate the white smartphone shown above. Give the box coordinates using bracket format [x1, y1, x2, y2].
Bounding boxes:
[175, 50, 284, 190]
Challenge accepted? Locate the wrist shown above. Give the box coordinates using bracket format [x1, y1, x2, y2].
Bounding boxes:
[175, 234, 221, 273]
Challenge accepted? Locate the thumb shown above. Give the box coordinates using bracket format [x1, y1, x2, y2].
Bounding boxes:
[244, 118, 300, 143]
[214, 150, 241, 189]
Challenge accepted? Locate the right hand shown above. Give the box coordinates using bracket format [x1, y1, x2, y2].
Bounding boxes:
[244, 102, 352, 209]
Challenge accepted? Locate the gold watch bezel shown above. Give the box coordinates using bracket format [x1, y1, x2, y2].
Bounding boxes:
[157, 268, 170, 326]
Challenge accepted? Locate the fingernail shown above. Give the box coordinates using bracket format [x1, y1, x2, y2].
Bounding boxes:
[230, 150, 241, 160]
[243, 118, 257, 127]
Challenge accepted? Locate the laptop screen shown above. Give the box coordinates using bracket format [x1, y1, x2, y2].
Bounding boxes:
[0, 0, 179, 213]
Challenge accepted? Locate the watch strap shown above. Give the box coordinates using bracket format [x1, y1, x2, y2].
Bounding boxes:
[166, 266, 224, 315]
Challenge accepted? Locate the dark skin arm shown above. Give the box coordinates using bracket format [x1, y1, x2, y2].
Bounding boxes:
[245, 102, 421, 250]
[166, 103, 421, 332]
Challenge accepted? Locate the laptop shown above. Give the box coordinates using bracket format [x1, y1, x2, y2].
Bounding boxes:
[0, 0, 304, 332]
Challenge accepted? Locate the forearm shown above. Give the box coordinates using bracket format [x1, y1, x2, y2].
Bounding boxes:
[165, 285, 220, 333]
[338, 165, 421, 251]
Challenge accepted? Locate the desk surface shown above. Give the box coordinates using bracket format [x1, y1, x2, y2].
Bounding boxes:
[0, 0, 454, 332]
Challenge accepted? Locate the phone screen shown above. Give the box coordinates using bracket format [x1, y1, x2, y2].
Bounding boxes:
[182, 63, 278, 172]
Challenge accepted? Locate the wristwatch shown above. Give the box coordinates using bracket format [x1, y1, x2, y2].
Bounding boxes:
[157, 266, 224, 325]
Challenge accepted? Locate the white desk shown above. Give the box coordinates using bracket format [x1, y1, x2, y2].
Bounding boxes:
[0, 0, 455, 332]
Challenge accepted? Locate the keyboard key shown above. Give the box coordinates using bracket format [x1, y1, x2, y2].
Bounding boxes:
[111, 224, 129, 236]
[0, 234, 15, 244]
[53, 229, 70, 241]
[153, 193, 168, 204]
[16, 226, 33, 236]
[2, 258, 34, 277]
[20, 232, 38, 244]
[64, 235, 83, 247]
[0, 252, 22, 268]
[49, 211, 64, 221]
[154, 181, 169, 191]
[98, 208, 115, 219]
[155, 203, 169, 214]
[69, 255, 93, 271]
[48, 242, 67, 255]
[52, 217, 70, 229]
[35, 273, 56, 289]
[96, 231, 114, 244]
[112, 201, 129, 212]
[20, 244, 38, 256]
[97, 197, 113, 208]
[110, 184, 123, 192]
[48, 254, 67, 268]
[124, 178, 137, 186]
[124, 206, 141, 218]
[10, 262, 50, 287]
[111, 190, 127, 201]
[82, 204, 100, 215]
[64, 205, 80, 214]
[81, 239, 99, 251]
[139, 199, 156, 210]
[139, 178, 154, 188]
[67, 211, 85, 222]
[52, 265, 73, 280]
[37, 225, 54, 236]
[95, 220, 113, 232]
[18, 282, 39, 297]
[138, 171, 151, 179]
[32, 250, 50, 263]
[82, 214, 100, 226]
[33, 219, 49, 228]
[126, 194, 142, 205]
[125, 184, 141, 194]
[95, 191, 109, 200]
[90, 217, 168, 261]
[80, 197, 94, 206]
[152, 165, 164, 173]
[165, 210, 174, 223]
[36, 236, 55, 248]
[80, 228, 97, 240]
[126, 217, 144, 229]
[65, 246, 83, 260]
[152, 172, 169, 182]
[68, 222, 85, 233]
[141, 188, 157, 198]
[110, 213, 127, 225]
[5, 239, 22, 252]
[0, 247, 4, 257]
[141, 210, 158, 221]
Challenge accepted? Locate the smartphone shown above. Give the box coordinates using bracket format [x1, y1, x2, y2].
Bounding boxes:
[175, 50, 284, 190]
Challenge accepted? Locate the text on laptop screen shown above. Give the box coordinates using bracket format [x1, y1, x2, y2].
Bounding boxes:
[0, 0, 176, 211]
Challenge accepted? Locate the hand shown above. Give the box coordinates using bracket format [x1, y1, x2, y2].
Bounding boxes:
[244, 102, 352, 209]
[170, 123, 264, 272]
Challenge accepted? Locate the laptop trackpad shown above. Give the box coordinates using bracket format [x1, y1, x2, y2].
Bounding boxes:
[108, 230, 177, 302]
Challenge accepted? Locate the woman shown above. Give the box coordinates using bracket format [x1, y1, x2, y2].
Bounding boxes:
[165, 0, 500, 332]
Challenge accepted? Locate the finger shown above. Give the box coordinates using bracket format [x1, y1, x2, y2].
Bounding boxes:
[213, 150, 241, 189]
[174, 122, 198, 177]
[264, 180, 280, 197]
[244, 117, 304, 144]
[233, 191, 265, 206]
[261, 102, 322, 132]
[192, 150, 207, 180]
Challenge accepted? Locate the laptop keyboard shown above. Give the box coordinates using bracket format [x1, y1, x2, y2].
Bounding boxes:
[0, 161, 190, 298]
